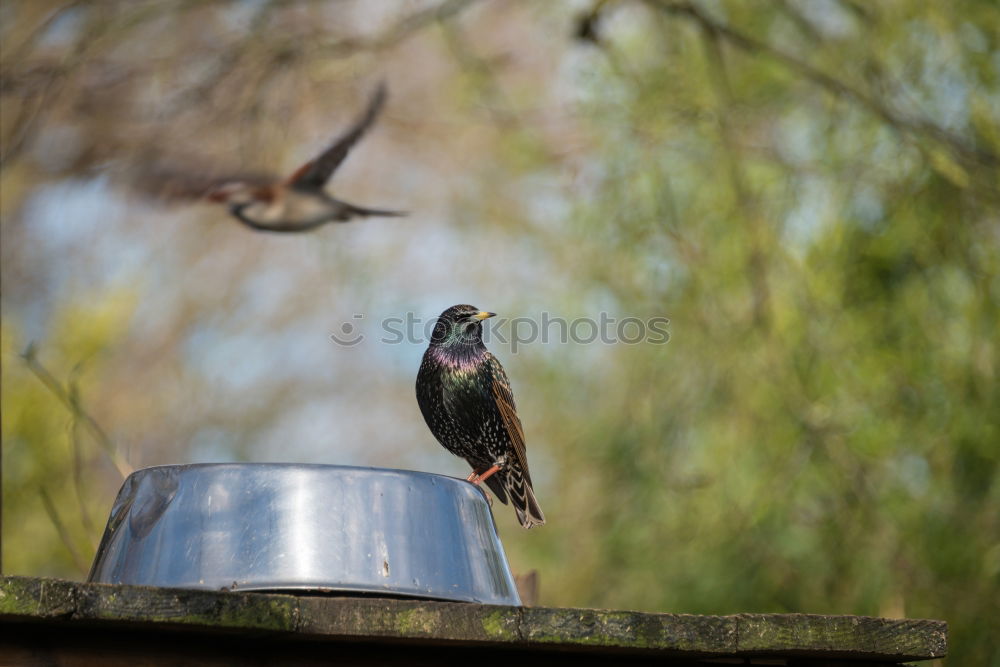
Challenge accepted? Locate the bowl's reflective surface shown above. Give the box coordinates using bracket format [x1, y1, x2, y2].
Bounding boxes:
[88, 464, 521, 605]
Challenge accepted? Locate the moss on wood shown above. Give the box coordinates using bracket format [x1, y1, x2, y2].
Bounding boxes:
[0, 576, 946, 662]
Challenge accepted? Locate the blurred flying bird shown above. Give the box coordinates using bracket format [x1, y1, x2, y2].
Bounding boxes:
[139, 82, 404, 232]
[416, 305, 545, 529]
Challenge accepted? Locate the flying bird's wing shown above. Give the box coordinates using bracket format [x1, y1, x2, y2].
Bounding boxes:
[132, 162, 275, 203]
[285, 82, 388, 190]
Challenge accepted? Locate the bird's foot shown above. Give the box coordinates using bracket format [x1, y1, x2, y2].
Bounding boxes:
[470, 463, 502, 485]
[466, 466, 501, 507]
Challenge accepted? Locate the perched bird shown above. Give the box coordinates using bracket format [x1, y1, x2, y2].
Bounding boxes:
[416, 305, 545, 528]
[138, 82, 404, 232]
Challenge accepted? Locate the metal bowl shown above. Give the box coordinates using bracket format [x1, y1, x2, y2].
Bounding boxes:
[88, 463, 521, 605]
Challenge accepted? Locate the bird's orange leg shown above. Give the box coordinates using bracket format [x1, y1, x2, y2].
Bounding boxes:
[470, 464, 502, 485]
[465, 469, 494, 506]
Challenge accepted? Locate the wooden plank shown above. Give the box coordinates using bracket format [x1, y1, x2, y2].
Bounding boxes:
[735, 613, 948, 662]
[0, 576, 947, 662]
[520, 607, 738, 653]
[0, 576, 76, 618]
[74, 579, 300, 632]
[294, 596, 522, 643]
[0, 623, 912, 667]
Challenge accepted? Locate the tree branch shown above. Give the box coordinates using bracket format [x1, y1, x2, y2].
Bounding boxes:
[697, 16, 771, 330]
[68, 372, 99, 541]
[21, 344, 133, 480]
[39, 486, 89, 575]
[315, 0, 484, 57]
[644, 0, 999, 169]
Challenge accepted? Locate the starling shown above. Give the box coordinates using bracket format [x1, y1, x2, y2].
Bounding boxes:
[416, 305, 545, 528]
[138, 82, 405, 232]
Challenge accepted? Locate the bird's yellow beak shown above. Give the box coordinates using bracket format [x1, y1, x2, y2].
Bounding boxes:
[473, 311, 497, 320]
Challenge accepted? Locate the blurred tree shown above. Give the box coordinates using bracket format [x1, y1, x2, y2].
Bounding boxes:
[2, 1, 997, 663]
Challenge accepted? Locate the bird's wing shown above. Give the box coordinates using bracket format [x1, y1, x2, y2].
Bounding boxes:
[485, 353, 533, 485]
[131, 162, 276, 202]
[285, 82, 388, 189]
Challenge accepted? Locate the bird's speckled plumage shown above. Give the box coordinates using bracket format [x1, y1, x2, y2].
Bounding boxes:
[416, 305, 545, 528]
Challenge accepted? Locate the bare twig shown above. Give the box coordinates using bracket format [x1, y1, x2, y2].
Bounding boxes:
[68, 371, 99, 541]
[20, 343, 133, 479]
[162, 0, 483, 126]
[39, 486, 89, 575]
[440, 20, 519, 128]
[0, 0, 202, 169]
[697, 18, 771, 329]
[314, 0, 483, 57]
[772, 0, 824, 45]
[163, 0, 286, 116]
[0, 2, 84, 76]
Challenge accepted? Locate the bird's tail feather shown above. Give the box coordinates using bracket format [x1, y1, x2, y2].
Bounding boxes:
[344, 202, 407, 218]
[504, 465, 545, 529]
[484, 474, 509, 505]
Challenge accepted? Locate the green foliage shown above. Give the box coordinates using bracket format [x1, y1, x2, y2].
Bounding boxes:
[2, 287, 139, 575]
[489, 3, 1000, 664]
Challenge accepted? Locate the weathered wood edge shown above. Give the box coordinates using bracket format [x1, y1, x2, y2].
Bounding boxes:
[0, 576, 946, 660]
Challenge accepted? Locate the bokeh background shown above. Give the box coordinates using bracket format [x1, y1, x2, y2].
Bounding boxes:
[2, 1, 998, 663]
